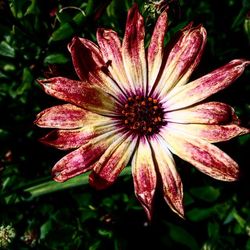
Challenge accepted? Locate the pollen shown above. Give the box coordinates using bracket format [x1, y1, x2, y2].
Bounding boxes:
[121, 95, 165, 136]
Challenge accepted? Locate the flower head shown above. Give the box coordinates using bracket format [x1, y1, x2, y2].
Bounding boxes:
[0, 225, 16, 248]
[35, 4, 250, 219]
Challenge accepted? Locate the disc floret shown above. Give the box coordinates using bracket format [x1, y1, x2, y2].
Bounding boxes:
[121, 95, 165, 135]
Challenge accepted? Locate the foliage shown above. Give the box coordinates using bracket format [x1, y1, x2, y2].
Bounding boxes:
[0, 0, 250, 249]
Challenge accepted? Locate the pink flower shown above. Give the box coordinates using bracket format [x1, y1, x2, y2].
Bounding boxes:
[35, 4, 250, 219]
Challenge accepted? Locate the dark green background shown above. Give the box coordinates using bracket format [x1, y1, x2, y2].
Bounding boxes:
[0, 0, 250, 249]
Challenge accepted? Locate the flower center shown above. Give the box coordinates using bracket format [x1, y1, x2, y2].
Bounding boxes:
[121, 95, 165, 135]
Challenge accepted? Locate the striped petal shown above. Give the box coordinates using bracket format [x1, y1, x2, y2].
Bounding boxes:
[52, 130, 120, 182]
[39, 128, 92, 150]
[147, 11, 168, 93]
[97, 28, 129, 94]
[68, 36, 104, 81]
[150, 136, 184, 218]
[161, 127, 239, 181]
[89, 133, 138, 189]
[132, 137, 157, 220]
[155, 24, 206, 96]
[164, 59, 250, 111]
[68, 37, 121, 95]
[39, 121, 116, 150]
[38, 77, 116, 116]
[35, 104, 110, 129]
[165, 102, 238, 125]
[167, 123, 249, 143]
[122, 4, 147, 95]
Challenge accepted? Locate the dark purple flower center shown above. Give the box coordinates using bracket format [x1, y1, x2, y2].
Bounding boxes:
[121, 95, 165, 135]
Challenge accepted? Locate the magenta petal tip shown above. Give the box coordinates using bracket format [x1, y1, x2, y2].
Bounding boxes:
[89, 171, 112, 190]
[52, 170, 66, 183]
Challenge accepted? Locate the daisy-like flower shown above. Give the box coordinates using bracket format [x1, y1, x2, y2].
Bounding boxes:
[35, 4, 250, 219]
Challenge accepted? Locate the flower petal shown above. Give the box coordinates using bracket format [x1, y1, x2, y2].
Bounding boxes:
[89, 133, 138, 189]
[164, 59, 250, 111]
[52, 130, 120, 182]
[155, 24, 206, 97]
[97, 28, 129, 94]
[165, 102, 238, 125]
[147, 11, 168, 93]
[35, 104, 109, 129]
[150, 136, 184, 218]
[122, 4, 147, 95]
[167, 122, 249, 143]
[38, 77, 116, 115]
[161, 127, 239, 181]
[39, 128, 92, 150]
[39, 121, 116, 150]
[68, 36, 104, 81]
[132, 137, 157, 220]
[68, 37, 121, 96]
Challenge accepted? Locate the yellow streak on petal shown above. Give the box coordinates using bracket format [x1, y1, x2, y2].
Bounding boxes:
[161, 127, 239, 181]
[90, 133, 138, 189]
[167, 123, 249, 143]
[151, 136, 184, 218]
[38, 77, 117, 116]
[97, 28, 129, 93]
[156, 25, 206, 97]
[147, 11, 168, 93]
[35, 104, 113, 129]
[132, 137, 156, 220]
[165, 102, 235, 125]
[122, 4, 147, 95]
[164, 59, 250, 111]
[52, 129, 121, 182]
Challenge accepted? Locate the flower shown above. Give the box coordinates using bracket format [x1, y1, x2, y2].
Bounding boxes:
[35, 4, 250, 220]
[0, 225, 16, 248]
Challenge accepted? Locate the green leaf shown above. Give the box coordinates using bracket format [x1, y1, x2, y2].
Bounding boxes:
[0, 128, 10, 139]
[80, 209, 97, 222]
[246, 239, 250, 250]
[3, 64, 16, 72]
[22, 67, 33, 83]
[0, 41, 15, 58]
[187, 206, 216, 222]
[72, 11, 86, 25]
[25, 0, 39, 16]
[233, 212, 246, 228]
[44, 53, 69, 65]
[50, 9, 86, 42]
[238, 134, 250, 145]
[184, 192, 194, 206]
[224, 208, 246, 229]
[165, 222, 199, 250]
[98, 229, 113, 238]
[208, 222, 219, 238]
[89, 241, 101, 250]
[16, 67, 33, 95]
[40, 220, 53, 240]
[9, 0, 27, 18]
[49, 23, 74, 42]
[190, 186, 220, 202]
[0, 71, 8, 79]
[232, 8, 248, 29]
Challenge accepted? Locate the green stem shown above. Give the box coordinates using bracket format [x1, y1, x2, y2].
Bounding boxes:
[25, 167, 131, 199]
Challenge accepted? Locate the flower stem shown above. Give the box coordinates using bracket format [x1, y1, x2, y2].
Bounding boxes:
[25, 167, 131, 199]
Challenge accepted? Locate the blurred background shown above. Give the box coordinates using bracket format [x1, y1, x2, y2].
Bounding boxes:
[0, 0, 250, 249]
